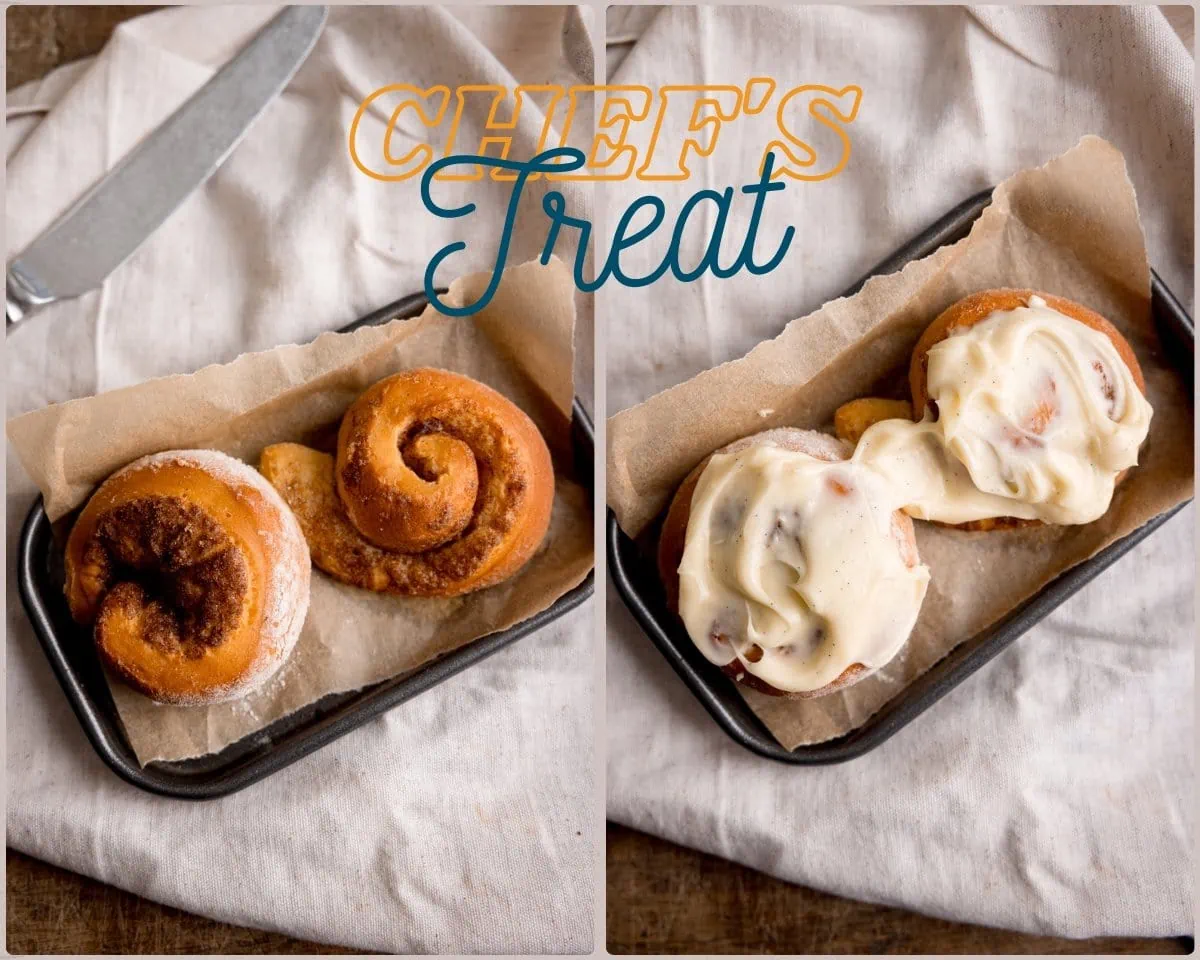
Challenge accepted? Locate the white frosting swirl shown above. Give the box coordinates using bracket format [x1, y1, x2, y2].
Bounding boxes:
[674, 296, 1152, 695]
[677, 445, 930, 694]
[854, 297, 1152, 525]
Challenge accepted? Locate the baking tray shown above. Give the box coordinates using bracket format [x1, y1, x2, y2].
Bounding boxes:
[608, 187, 1194, 765]
[18, 291, 595, 798]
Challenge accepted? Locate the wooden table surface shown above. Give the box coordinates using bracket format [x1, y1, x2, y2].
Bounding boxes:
[607, 825, 1191, 955]
[7, 6, 1193, 955]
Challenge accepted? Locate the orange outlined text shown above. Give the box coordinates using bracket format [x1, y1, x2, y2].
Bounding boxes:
[349, 79, 862, 182]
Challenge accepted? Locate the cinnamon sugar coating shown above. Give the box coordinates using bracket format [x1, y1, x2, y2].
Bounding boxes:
[84, 497, 248, 656]
[64, 451, 311, 705]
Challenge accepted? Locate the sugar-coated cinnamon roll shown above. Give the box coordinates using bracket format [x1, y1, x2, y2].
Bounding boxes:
[260, 368, 555, 598]
[64, 450, 311, 706]
[659, 428, 930, 699]
[848, 289, 1153, 529]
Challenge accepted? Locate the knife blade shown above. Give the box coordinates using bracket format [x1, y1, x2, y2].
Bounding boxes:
[6, 5, 328, 328]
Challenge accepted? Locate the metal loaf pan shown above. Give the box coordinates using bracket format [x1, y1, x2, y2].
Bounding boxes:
[18, 291, 594, 798]
[608, 188, 1193, 764]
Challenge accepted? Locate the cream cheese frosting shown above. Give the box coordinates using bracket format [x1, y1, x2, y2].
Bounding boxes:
[677, 445, 930, 694]
[853, 296, 1153, 525]
[674, 295, 1151, 695]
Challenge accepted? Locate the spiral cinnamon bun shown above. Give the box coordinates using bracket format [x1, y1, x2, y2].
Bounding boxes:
[260, 368, 555, 598]
[64, 450, 311, 705]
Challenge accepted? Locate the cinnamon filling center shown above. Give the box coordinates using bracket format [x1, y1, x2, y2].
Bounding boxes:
[87, 496, 248, 657]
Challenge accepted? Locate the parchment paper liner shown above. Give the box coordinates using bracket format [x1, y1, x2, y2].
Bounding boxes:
[606, 136, 1193, 750]
[9, 258, 594, 763]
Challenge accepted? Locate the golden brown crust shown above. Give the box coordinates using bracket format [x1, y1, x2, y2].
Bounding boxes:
[63, 451, 310, 706]
[261, 368, 555, 598]
[657, 427, 919, 700]
[833, 397, 914, 446]
[908, 289, 1146, 531]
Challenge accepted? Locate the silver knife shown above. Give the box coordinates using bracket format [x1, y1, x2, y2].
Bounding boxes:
[6, 5, 328, 328]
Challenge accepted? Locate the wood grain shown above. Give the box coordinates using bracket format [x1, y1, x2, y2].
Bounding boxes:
[6, 849, 362, 955]
[6, 5, 162, 89]
[607, 825, 1192, 955]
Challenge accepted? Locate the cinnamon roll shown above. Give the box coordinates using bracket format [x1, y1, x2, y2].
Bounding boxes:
[659, 428, 929, 698]
[64, 450, 311, 706]
[260, 368, 555, 598]
[848, 289, 1152, 528]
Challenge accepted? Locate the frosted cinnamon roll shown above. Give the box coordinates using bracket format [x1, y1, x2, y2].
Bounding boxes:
[659, 429, 930, 698]
[848, 290, 1152, 528]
